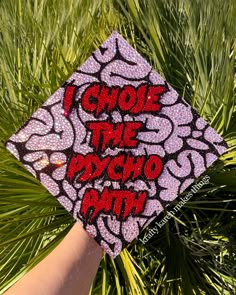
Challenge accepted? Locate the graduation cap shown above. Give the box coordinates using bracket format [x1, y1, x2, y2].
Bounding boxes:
[5, 32, 227, 257]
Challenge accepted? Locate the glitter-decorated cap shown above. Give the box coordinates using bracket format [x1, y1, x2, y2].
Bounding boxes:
[5, 31, 227, 257]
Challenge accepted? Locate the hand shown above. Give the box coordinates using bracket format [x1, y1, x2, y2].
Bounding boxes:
[4, 222, 103, 295]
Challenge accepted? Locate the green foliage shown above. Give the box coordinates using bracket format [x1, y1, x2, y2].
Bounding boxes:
[0, 0, 235, 294]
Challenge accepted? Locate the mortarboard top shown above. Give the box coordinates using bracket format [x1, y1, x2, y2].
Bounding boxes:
[5, 31, 227, 257]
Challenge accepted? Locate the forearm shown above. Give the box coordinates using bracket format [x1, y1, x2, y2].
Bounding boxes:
[4, 222, 103, 295]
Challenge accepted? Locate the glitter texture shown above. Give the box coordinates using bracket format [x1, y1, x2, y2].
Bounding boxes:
[5, 31, 228, 258]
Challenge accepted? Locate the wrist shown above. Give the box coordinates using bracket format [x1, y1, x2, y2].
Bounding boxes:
[67, 222, 103, 258]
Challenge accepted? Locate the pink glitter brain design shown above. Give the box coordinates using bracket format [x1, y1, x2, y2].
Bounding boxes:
[5, 32, 227, 257]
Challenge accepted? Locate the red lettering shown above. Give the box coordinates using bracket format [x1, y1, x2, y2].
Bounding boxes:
[69, 82, 167, 223]
[81, 83, 166, 116]
[118, 85, 136, 111]
[80, 187, 147, 222]
[131, 84, 147, 114]
[87, 154, 110, 180]
[80, 188, 112, 222]
[107, 154, 125, 181]
[67, 153, 110, 183]
[86, 121, 144, 152]
[63, 84, 78, 117]
[81, 84, 100, 113]
[120, 121, 143, 148]
[144, 155, 163, 180]
[143, 85, 166, 112]
[96, 84, 119, 116]
[123, 190, 147, 219]
[66, 153, 86, 183]
[122, 154, 145, 183]
[66, 153, 163, 184]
